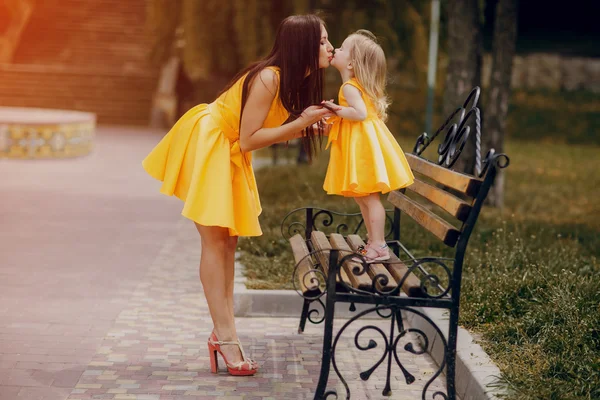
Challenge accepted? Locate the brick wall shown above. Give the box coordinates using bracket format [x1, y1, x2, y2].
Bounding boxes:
[0, 0, 158, 125]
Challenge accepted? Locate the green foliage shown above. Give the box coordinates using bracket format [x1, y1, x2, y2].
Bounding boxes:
[147, 0, 291, 82]
[146, 0, 429, 87]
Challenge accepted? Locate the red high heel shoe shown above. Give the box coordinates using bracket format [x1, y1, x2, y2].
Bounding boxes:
[207, 332, 258, 376]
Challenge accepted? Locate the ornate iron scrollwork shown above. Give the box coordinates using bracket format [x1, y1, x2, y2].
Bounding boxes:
[321, 306, 449, 399]
[291, 251, 329, 301]
[478, 149, 511, 178]
[334, 253, 455, 300]
[414, 87, 487, 176]
[306, 298, 327, 325]
[281, 207, 397, 240]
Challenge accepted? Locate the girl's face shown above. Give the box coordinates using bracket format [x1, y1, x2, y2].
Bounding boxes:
[331, 37, 351, 71]
[319, 25, 334, 69]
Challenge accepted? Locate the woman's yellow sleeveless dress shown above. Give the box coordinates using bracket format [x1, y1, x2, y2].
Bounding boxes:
[142, 67, 288, 236]
[323, 78, 414, 197]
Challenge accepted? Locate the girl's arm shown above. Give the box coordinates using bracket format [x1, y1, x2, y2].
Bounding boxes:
[239, 68, 333, 152]
[322, 84, 367, 121]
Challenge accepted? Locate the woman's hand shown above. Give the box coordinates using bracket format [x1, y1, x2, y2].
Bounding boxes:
[311, 118, 333, 136]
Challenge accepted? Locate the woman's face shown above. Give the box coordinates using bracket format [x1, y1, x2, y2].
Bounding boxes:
[319, 25, 334, 69]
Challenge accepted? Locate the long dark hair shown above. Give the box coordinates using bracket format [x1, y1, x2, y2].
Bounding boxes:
[219, 14, 325, 160]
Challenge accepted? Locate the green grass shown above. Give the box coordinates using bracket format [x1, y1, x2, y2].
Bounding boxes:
[239, 88, 600, 399]
[507, 89, 600, 145]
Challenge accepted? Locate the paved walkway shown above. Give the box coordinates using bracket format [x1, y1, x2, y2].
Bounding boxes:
[0, 126, 447, 400]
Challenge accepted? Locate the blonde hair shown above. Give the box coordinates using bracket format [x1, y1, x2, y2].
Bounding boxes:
[346, 30, 390, 121]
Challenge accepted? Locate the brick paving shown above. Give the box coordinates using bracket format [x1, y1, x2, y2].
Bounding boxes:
[1, 126, 448, 400]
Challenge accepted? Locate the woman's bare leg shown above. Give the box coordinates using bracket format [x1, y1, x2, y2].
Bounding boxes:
[195, 223, 244, 365]
[224, 235, 238, 332]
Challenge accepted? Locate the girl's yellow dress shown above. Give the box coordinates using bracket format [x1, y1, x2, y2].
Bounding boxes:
[324, 78, 414, 197]
[142, 67, 288, 237]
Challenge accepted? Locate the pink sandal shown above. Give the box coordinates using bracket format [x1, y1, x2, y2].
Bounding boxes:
[363, 244, 390, 263]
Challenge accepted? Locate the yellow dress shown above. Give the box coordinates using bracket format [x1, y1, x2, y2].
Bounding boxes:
[142, 67, 289, 237]
[323, 78, 414, 197]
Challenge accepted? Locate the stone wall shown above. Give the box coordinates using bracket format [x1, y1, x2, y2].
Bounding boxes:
[482, 53, 600, 93]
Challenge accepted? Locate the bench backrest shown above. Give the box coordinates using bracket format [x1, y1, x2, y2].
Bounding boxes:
[388, 154, 481, 247]
[387, 87, 509, 299]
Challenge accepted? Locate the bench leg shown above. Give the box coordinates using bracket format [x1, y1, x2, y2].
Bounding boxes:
[446, 308, 459, 400]
[395, 308, 404, 333]
[313, 293, 335, 399]
[298, 299, 310, 334]
[314, 250, 338, 400]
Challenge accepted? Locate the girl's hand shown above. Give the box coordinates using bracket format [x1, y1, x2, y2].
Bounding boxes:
[299, 105, 335, 127]
[320, 100, 342, 113]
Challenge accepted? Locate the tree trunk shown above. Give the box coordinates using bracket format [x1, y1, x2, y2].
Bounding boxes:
[442, 0, 483, 175]
[484, 0, 518, 207]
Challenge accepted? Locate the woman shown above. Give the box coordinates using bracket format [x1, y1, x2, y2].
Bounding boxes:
[142, 14, 334, 376]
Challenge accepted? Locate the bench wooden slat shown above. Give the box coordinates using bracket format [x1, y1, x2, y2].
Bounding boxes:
[329, 234, 374, 291]
[406, 153, 482, 197]
[290, 234, 321, 297]
[386, 251, 428, 298]
[344, 235, 397, 292]
[407, 178, 473, 222]
[310, 231, 353, 287]
[387, 190, 461, 247]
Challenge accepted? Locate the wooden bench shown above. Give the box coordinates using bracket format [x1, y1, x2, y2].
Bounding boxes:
[280, 87, 510, 400]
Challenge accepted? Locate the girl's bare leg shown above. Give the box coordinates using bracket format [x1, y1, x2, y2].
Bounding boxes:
[354, 196, 372, 245]
[362, 193, 386, 248]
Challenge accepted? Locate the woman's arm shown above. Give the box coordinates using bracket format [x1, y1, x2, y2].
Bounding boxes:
[239, 68, 332, 152]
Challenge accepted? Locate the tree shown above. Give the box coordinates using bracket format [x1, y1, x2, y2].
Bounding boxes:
[442, 0, 483, 175]
[147, 0, 287, 104]
[442, 0, 518, 206]
[484, 0, 518, 207]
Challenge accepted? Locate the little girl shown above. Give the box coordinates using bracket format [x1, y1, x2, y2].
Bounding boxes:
[323, 30, 414, 263]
